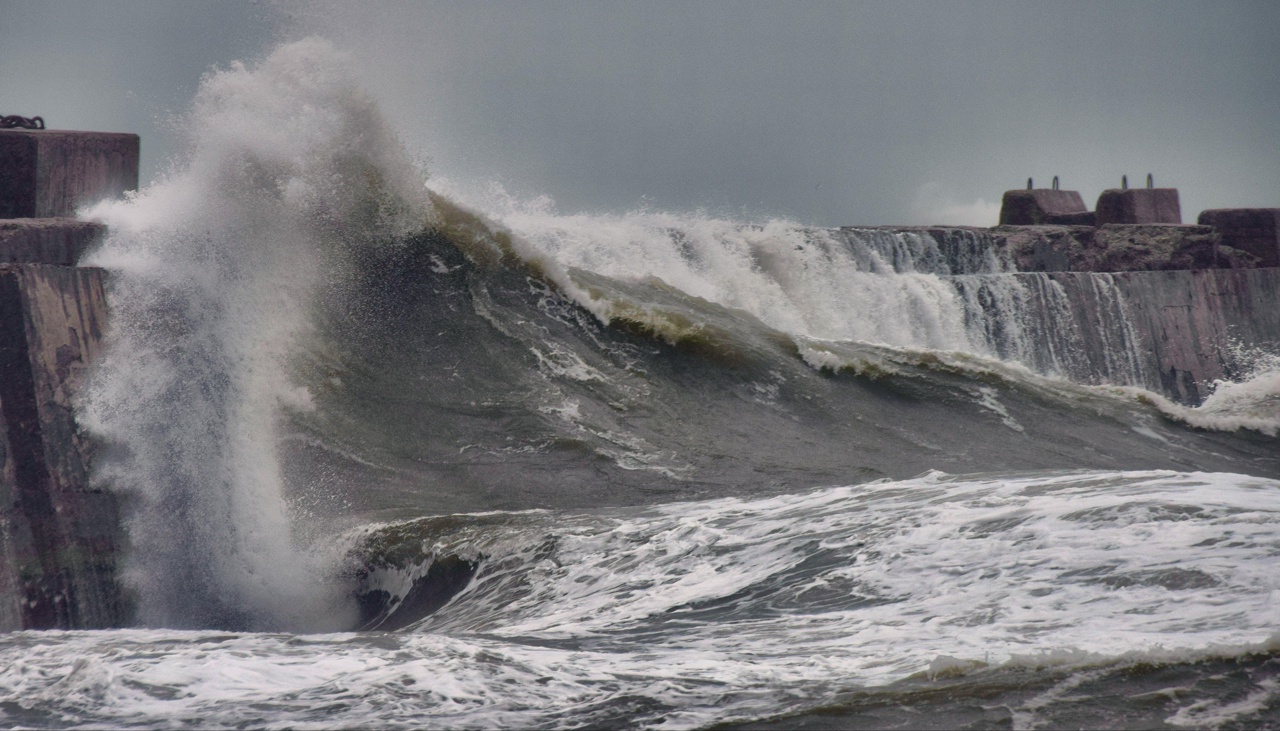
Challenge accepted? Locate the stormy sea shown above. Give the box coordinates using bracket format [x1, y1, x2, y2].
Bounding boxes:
[4, 40, 1279, 730]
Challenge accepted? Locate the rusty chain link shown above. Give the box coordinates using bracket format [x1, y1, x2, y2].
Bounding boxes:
[0, 115, 46, 130]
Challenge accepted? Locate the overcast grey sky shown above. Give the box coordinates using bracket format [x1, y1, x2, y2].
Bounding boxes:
[3, 1, 1277, 225]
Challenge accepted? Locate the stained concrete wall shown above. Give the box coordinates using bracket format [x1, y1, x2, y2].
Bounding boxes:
[1038, 268, 1280, 404]
[0, 129, 127, 630]
[876, 226, 1280, 404]
[0, 263, 124, 629]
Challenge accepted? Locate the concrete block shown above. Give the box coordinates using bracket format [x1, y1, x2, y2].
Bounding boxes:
[1198, 208, 1280, 267]
[0, 264, 124, 629]
[0, 218, 105, 265]
[999, 189, 1095, 226]
[0, 130, 139, 219]
[1095, 188, 1182, 225]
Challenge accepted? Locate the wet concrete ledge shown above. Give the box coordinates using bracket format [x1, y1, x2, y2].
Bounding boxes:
[1, 218, 106, 266]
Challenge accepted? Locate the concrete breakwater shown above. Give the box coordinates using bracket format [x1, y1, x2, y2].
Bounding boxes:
[844, 225, 1280, 404]
[0, 260, 122, 629]
[0, 129, 131, 629]
[967, 267, 1280, 404]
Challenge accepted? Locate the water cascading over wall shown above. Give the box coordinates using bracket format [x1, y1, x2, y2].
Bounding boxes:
[485, 200, 1278, 406]
[828, 227, 1280, 404]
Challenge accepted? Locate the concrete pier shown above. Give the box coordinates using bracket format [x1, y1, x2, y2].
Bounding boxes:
[0, 128, 129, 629]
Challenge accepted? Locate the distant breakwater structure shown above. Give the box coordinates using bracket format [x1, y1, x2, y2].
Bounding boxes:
[1, 125, 1278, 630]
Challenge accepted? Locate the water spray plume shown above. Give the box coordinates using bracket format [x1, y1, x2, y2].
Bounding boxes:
[80, 38, 431, 631]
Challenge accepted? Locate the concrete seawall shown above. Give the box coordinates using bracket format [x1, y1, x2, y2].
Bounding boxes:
[1040, 268, 1280, 404]
[853, 226, 1280, 404]
[0, 128, 130, 629]
[0, 262, 123, 629]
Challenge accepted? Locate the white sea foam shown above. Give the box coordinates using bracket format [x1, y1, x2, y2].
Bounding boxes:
[445, 187, 977, 351]
[1106, 369, 1280, 437]
[3, 470, 1278, 728]
[435, 471, 1280, 655]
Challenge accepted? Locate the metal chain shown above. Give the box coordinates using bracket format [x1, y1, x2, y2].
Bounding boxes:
[0, 115, 46, 130]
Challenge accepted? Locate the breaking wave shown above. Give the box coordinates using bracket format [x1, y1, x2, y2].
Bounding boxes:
[24, 33, 1277, 731]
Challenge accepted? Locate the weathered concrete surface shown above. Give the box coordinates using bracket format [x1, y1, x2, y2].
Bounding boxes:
[0, 264, 124, 629]
[1095, 188, 1182, 224]
[928, 225, 1256, 273]
[1198, 209, 1280, 268]
[999, 189, 1096, 226]
[0, 218, 105, 265]
[1100, 268, 1280, 404]
[0, 130, 139, 219]
[977, 268, 1280, 405]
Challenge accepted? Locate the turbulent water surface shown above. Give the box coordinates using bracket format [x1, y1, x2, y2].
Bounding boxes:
[4, 39, 1280, 730]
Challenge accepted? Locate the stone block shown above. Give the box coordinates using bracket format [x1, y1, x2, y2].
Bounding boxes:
[0, 264, 124, 629]
[0, 218, 106, 265]
[999, 189, 1094, 226]
[0, 129, 139, 219]
[1197, 208, 1280, 267]
[1095, 188, 1182, 225]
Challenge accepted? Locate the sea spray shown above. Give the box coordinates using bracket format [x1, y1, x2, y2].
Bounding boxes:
[80, 38, 432, 630]
[444, 189, 976, 350]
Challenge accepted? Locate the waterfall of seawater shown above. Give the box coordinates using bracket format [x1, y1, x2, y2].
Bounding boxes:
[445, 190, 1164, 391]
[79, 39, 432, 631]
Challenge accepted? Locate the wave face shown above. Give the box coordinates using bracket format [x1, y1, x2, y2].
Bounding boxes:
[32, 36, 1280, 730]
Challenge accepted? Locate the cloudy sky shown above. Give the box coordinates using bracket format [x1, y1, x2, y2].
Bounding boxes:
[3, 0, 1277, 226]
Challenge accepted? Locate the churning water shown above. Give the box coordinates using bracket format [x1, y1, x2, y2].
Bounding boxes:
[4, 39, 1279, 729]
